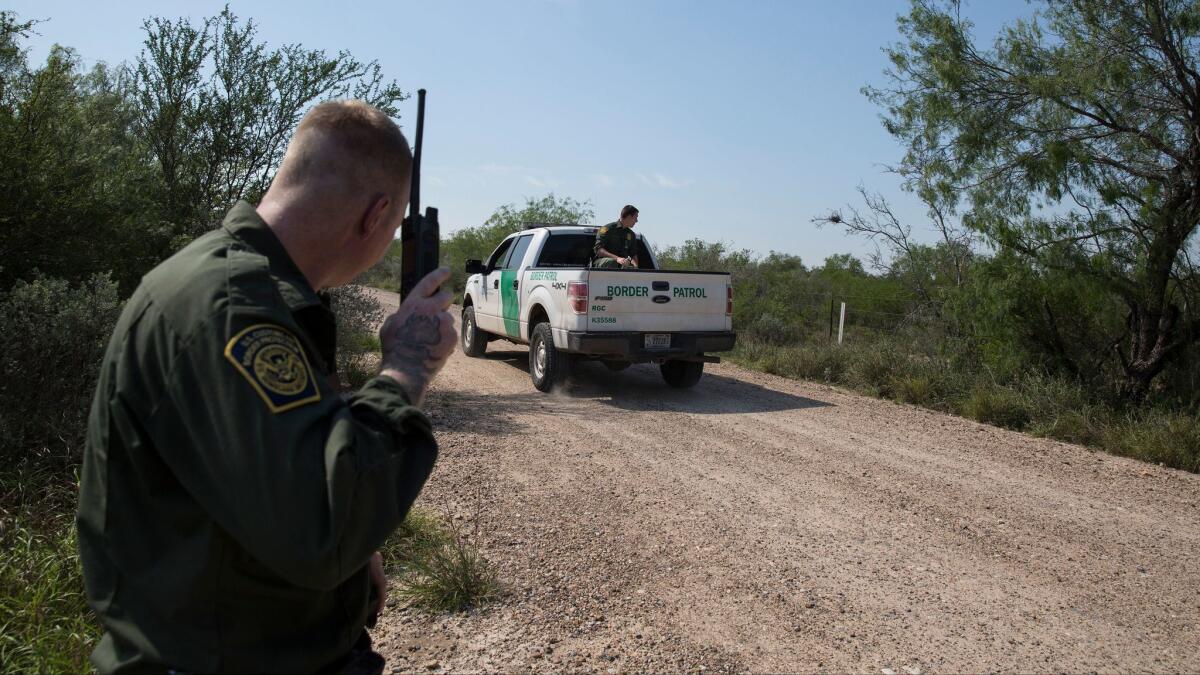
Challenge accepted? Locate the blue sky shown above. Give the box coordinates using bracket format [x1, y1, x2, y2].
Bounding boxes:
[9, 0, 1035, 267]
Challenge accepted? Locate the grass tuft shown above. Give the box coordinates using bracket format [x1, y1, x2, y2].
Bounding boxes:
[339, 354, 380, 389]
[845, 344, 905, 397]
[1029, 409, 1106, 447]
[0, 463, 99, 673]
[892, 373, 937, 407]
[959, 384, 1034, 430]
[380, 508, 500, 613]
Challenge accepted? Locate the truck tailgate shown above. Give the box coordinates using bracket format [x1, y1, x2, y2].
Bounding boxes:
[586, 271, 730, 332]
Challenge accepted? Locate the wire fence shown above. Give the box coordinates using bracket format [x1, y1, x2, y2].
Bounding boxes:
[739, 284, 988, 346]
[740, 291, 1032, 349]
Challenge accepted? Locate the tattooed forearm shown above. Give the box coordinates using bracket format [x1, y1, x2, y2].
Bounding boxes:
[380, 313, 443, 402]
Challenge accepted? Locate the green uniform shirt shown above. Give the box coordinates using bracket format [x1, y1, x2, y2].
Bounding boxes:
[592, 221, 637, 266]
[77, 201, 438, 674]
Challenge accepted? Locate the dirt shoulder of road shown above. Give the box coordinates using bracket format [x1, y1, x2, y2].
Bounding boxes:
[368, 291, 1200, 673]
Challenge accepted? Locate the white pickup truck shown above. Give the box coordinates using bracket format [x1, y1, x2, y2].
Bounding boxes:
[460, 224, 736, 391]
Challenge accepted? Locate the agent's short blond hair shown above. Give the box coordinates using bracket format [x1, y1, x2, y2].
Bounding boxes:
[276, 99, 412, 195]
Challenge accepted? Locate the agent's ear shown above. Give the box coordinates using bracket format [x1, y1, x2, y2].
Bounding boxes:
[359, 193, 391, 240]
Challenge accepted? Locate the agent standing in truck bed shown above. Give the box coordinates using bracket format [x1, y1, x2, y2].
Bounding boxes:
[593, 204, 640, 268]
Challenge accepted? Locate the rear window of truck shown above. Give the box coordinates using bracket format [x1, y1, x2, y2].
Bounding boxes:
[536, 234, 595, 267]
[535, 233, 657, 269]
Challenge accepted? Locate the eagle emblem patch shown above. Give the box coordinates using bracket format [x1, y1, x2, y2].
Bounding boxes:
[598, 226, 609, 235]
[224, 324, 321, 413]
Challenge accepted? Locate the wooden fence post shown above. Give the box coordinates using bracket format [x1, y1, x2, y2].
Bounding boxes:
[828, 293, 835, 342]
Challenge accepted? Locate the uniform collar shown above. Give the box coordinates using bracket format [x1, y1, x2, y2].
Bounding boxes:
[222, 201, 324, 312]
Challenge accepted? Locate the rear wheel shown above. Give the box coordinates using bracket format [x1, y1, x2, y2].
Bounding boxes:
[661, 359, 704, 388]
[530, 322, 571, 392]
[460, 305, 488, 357]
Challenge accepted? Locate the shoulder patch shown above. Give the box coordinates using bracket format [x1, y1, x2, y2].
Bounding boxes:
[598, 226, 609, 235]
[224, 324, 321, 413]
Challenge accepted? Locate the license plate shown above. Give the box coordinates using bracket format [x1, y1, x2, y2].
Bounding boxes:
[644, 334, 670, 349]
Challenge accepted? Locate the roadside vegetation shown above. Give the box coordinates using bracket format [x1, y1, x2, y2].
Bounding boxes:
[0, 462, 95, 672]
[3, 1, 1200, 670]
[731, 338, 1199, 473]
[0, 276, 119, 670]
[655, 235, 1200, 474]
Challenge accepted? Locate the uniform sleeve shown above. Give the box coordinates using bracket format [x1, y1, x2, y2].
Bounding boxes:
[593, 226, 609, 257]
[146, 307, 437, 591]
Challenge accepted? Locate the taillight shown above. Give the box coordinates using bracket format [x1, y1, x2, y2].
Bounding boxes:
[726, 285, 733, 316]
[569, 281, 588, 314]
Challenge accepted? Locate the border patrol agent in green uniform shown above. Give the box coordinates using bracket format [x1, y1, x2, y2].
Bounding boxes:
[593, 204, 640, 268]
[77, 100, 457, 674]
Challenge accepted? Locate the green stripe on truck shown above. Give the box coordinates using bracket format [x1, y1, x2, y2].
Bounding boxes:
[501, 270, 519, 336]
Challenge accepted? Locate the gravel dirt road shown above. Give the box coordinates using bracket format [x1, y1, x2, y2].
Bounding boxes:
[368, 290, 1200, 673]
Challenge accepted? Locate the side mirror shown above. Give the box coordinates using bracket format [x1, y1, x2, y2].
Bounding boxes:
[465, 259, 485, 275]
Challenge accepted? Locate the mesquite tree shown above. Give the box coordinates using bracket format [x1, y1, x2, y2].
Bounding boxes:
[131, 7, 406, 239]
[869, 0, 1200, 400]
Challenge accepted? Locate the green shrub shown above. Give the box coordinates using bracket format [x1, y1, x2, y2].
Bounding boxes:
[845, 343, 907, 396]
[1018, 375, 1108, 446]
[892, 373, 937, 406]
[329, 285, 384, 389]
[733, 339, 858, 384]
[959, 384, 1034, 430]
[1104, 410, 1200, 473]
[787, 344, 851, 383]
[747, 314, 795, 345]
[1030, 409, 1106, 446]
[1016, 374, 1092, 416]
[890, 359, 965, 410]
[381, 509, 499, 613]
[729, 338, 769, 366]
[0, 274, 123, 465]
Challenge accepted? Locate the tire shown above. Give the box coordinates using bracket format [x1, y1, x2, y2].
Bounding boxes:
[660, 359, 704, 388]
[529, 322, 570, 392]
[460, 305, 487, 357]
[603, 360, 631, 372]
